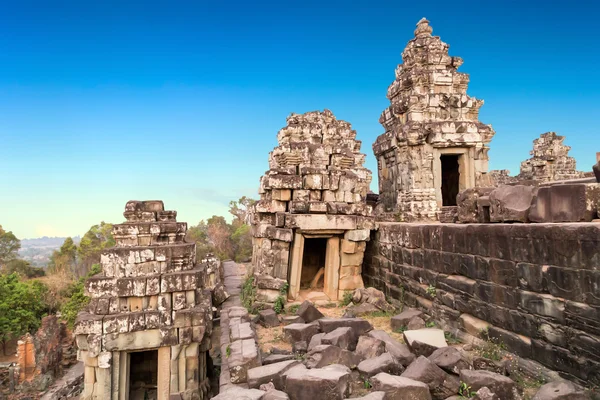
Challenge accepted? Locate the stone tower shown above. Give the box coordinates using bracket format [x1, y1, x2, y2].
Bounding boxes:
[251, 110, 375, 303]
[518, 132, 583, 182]
[75, 201, 216, 400]
[373, 18, 495, 221]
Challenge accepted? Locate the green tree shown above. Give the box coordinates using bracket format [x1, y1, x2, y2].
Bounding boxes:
[60, 264, 102, 328]
[0, 273, 49, 347]
[206, 215, 234, 260]
[3, 259, 45, 278]
[47, 236, 78, 276]
[229, 196, 256, 227]
[76, 222, 114, 277]
[0, 225, 21, 266]
[231, 224, 253, 262]
[186, 220, 212, 260]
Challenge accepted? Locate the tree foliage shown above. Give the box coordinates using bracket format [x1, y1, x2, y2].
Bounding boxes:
[2, 259, 45, 278]
[60, 264, 102, 328]
[186, 196, 255, 263]
[76, 222, 114, 277]
[0, 273, 49, 344]
[0, 225, 21, 267]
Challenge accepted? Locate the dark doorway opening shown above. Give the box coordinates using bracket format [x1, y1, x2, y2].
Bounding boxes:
[441, 155, 460, 206]
[129, 350, 158, 400]
[301, 238, 327, 290]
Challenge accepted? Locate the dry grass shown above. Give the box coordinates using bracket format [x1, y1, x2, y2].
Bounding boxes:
[256, 325, 292, 353]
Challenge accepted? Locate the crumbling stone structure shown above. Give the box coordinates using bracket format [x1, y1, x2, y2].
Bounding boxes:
[373, 18, 495, 221]
[251, 110, 375, 302]
[518, 132, 583, 182]
[75, 201, 216, 400]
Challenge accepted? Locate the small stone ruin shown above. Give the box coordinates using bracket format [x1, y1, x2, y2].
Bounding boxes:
[251, 110, 375, 303]
[373, 18, 495, 222]
[518, 131, 583, 182]
[74, 200, 219, 400]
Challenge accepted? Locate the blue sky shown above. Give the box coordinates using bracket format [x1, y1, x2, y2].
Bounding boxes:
[1, 0, 598, 239]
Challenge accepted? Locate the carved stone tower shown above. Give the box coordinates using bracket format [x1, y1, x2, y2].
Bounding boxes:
[373, 18, 495, 221]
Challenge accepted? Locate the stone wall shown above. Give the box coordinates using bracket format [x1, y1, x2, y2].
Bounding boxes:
[363, 222, 600, 384]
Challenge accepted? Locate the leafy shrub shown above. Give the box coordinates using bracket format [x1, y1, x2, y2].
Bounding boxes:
[340, 291, 353, 307]
[241, 275, 256, 312]
[60, 264, 102, 328]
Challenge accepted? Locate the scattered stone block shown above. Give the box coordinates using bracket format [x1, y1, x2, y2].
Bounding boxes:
[402, 356, 459, 399]
[357, 352, 403, 377]
[308, 332, 324, 352]
[285, 364, 351, 400]
[403, 329, 447, 357]
[259, 309, 280, 328]
[407, 317, 426, 330]
[283, 323, 320, 344]
[318, 318, 372, 336]
[282, 315, 304, 325]
[247, 359, 300, 390]
[459, 370, 516, 400]
[292, 341, 308, 353]
[530, 183, 600, 223]
[321, 327, 358, 351]
[355, 335, 385, 361]
[212, 386, 265, 400]
[296, 301, 324, 323]
[532, 380, 588, 400]
[489, 185, 536, 223]
[370, 372, 432, 400]
[428, 347, 470, 374]
[263, 389, 290, 400]
[305, 345, 360, 369]
[344, 303, 380, 317]
[367, 330, 415, 366]
[349, 392, 386, 400]
[391, 308, 424, 330]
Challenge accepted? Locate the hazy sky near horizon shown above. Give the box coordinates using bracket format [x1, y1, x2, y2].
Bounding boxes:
[1, 0, 598, 239]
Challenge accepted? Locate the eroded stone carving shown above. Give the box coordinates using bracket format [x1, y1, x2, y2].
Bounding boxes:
[373, 18, 495, 221]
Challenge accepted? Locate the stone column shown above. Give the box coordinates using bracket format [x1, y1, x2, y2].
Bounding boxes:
[324, 237, 341, 300]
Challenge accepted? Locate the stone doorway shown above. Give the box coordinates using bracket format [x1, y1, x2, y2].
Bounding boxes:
[289, 233, 341, 301]
[300, 238, 327, 290]
[129, 350, 158, 400]
[441, 154, 460, 206]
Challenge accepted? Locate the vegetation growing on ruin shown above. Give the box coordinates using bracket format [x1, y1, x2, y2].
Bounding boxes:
[241, 275, 256, 312]
[60, 264, 102, 328]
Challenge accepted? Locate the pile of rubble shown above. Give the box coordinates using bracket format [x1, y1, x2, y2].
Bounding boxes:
[214, 302, 589, 399]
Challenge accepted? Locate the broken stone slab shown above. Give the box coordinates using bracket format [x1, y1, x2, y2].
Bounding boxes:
[530, 183, 600, 223]
[532, 380, 588, 400]
[352, 287, 395, 313]
[355, 335, 385, 361]
[401, 356, 459, 400]
[305, 345, 360, 369]
[489, 185, 536, 223]
[296, 301, 324, 323]
[283, 323, 320, 344]
[211, 386, 265, 400]
[247, 359, 300, 390]
[407, 317, 426, 330]
[428, 347, 470, 375]
[259, 309, 280, 328]
[263, 353, 296, 365]
[370, 372, 432, 400]
[457, 188, 494, 223]
[343, 303, 379, 318]
[391, 308, 424, 330]
[459, 369, 516, 400]
[472, 387, 499, 400]
[256, 274, 289, 291]
[318, 318, 372, 336]
[284, 364, 351, 400]
[321, 327, 358, 351]
[403, 329, 447, 357]
[357, 352, 403, 377]
[472, 356, 506, 375]
[307, 332, 324, 352]
[367, 330, 415, 366]
[230, 322, 255, 341]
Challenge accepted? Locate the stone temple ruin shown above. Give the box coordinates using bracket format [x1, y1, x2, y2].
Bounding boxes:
[517, 131, 584, 182]
[373, 18, 495, 222]
[75, 201, 221, 400]
[67, 17, 600, 400]
[251, 110, 375, 303]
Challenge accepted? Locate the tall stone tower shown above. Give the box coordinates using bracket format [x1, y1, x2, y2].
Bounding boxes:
[75, 201, 218, 400]
[373, 18, 495, 221]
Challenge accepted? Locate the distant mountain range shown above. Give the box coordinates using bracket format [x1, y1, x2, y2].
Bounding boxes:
[19, 236, 81, 267]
